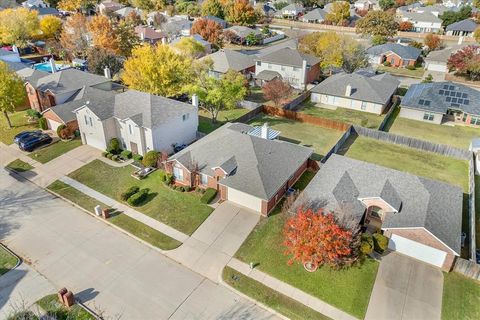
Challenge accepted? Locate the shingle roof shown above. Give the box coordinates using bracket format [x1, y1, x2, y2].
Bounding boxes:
[446, 18, 478, 32]
[367, 43, 422, 60]
[296, 154, 463, 255]
[401, 11, 442, 24]
[31, 6, 60, 16]
[425, 44, 466, 63]
[311, 71, 399, 105]
[201, 49, 255, 73]
[402, 81, 480, 116]
[257, 47, 320, 68]
[170, 123, 313, 200]
[226, 26, 262, 38]
[255, 70, 282, 81]
[0, 49, 18, 57]
[302, 8, 327, 21]
[34, 69, 110, 93]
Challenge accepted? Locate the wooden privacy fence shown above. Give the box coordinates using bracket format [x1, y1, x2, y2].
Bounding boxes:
[454, 258, 480, 281]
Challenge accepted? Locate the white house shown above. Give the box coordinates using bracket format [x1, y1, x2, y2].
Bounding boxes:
[353, 0, 379, 11]
[74, 90, 198, 155]
[22, 0, 47, 8]
[279, 3, 304, 18]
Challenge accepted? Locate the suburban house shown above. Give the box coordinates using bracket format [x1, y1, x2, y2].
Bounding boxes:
[367, 43, 422, 67]
[0, 48, 21, 63]
[398, 11, 442, 33]
[200, 49, 255, 79]
[203, 15, 227, 28]
[22, 0, 47, 8]
[166, 122, 313, 215]
[254, 47, 321, 90]
[295, 154, 462, 271]
[310, 71, 400, 115]
[399, 81, 480, 126]
[301, 8, 327, 23]
[161, 17, 192, 38]
[278, 3, 304, 18]
[353, 0, 379, 11]
[135, 26, 166, 44]
[30, 6, 61, 18]
[171, 34, 212, 56]
[225, 26, 262, 45]
[74, 90, 198, 155]
[97, 0, 124, 15]
[445, 18, 478, 37]
[424, 44, 466, 73]
[113, 6, 142, 19]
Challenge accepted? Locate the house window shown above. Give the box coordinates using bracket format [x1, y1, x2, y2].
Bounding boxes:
[257, 61, 261, 66]
[200, 173, 208, 185]
[128, 124, 133, 134]
[173, 166, 184, 181]
[361, 101, 367, 110]
[463, 114, 468, 122]
[423, 112, 435, 121]
[89, 117, 93, 126]
[84, 115, 88, 125]
[182, 113, 189, 121]
[471, 116, 480, 126]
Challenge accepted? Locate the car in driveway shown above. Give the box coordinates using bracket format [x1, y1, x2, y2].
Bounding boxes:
[19, 133, 52, 152]
[14, 130, 42, 145]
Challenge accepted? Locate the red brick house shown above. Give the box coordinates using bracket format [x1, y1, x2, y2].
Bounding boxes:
[165, 123, 314, 215]
[367, 43, 422, 68]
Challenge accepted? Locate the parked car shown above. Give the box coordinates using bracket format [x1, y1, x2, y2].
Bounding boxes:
[14, 130, 42, 145]
[173, 144, 187, 153]
[19, 133, 52, 152]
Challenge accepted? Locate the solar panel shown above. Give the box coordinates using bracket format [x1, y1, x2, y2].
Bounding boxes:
[452, 98, 458, 103]
[462, 93, 467, 98]
[444, 90, 450, 96]
[439, 89, 444, 95]
[443, 85, 449, 89]
[419, 99, 425, 105]
[465, 100, 469, 105]
[458, 99, 464, 104]
[450, 91, 455, 97]
[424, 100, 431, 106]
[456, 92, 461, 97]
[446, 97, 451, 102]
[449, 85, 455, 90]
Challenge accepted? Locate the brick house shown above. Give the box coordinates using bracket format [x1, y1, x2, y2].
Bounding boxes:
[367, 43, 422, 68]
[295, 154, 463, 271]
[165, 123, 313, 215]
[199, 49, 256, 79]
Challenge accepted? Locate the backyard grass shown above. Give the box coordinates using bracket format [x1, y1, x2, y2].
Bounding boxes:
[389, 115, 480, 150]
[223, 267, 331, 320]
[442, 272, 480, 320]
[0, 111, 38, 145]
[68, 160, 213, 235]
[47, 180, 181, 250]
[299, 100, 385, 129]
[0, 245, 18, 276]
[36, 294, 94, 320]
[28, 139, 82, 164]
[344, 137, 469, 192]
[6, 159, 33, 172]
[246, 86, 268, 104]
[199, 108, 251, 134]
[377, 65, 425, 78]
[248, 114, 345, 161]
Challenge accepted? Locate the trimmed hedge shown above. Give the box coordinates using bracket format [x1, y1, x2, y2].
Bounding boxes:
[373, 232, 389, 253]
[56, 124, 66, 137]
[127, 188, 149, 206]
[107, 138, 121, 154]
[102, 151, 108, 157]
[121, 186, 139, 201]
[200, 188, 217, 204]
[142, 150, 159, 167]
[121, 150, 132, 159]
[133, 154, 143, 161]
[360, 233, 374, 255]
[38, 117, 48, 130]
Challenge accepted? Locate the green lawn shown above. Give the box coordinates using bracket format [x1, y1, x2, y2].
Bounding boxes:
[442, 272, 480, 320]
[475, 176, 480, 248]
[0, 245, 18, 276]
[47, 180, 181, 250]
[36, 294, 94, 320]
[6, 159, 33, 172]
[28, 139, 82, 164]
[299, 100, 385, 129]
[248, 114, 345, 161]
[199, 108, 251, 134]
[0, 111, 38, 145]
[377, 65, 425, 78]
[345, 137, 469, 192]
[223, 267, 331, 320]
[389, 115, 480, 150]
[68, 160, 213, 235]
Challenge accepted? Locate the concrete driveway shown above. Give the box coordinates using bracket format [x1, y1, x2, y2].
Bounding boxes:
[365, 252, 443, 320]
[0, 169, 278, 320]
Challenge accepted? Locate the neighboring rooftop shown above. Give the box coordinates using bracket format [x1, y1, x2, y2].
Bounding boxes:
[367, 43, 422, 60]
[296, 154, 463, 255]
[425, 44, 466, 62]
[257, 47, 320, 67]
[33, 68, 111, 93]
[225, 25, 262, 38]
[201, 49, 255, 73]
[302, 8, 327, 21]
[446, 18, 478, 32]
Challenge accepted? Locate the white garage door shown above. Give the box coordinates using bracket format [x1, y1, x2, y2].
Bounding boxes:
[227, 188, 263, 212]
[82, 132, 106, 151]
[388, 234, 447, 267]
[426, 63, 447, 73]
[47, 119, 62, 131]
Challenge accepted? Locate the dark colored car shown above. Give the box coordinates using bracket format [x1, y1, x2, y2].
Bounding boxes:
[19, 133, 52, 152]
[14, 130, 42, 145]
[173, 144, 187, 153]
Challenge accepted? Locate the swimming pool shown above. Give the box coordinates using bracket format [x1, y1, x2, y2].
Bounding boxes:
[34, 62, 71, 73]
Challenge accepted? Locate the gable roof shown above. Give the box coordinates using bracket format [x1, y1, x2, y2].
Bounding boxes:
[425, 44, 466, 63]
[31, 6, 60, 16]
[257, 47, 320, 68]
[366, 43, 422, 60]
[33, 69, 110, 94]
[282, 3, 304, 12]
[296, 154, 463, 255]
[201, 49, 255, 73]
[311, 71, 400, 105]
[401, 81, 480, 116]
[204, 15, 227, 27]
[446, 18, 478, 32]
[170, 123, 313, 200]
[302, 8, 327, 21]
[401, 11, 442, 24]
[226, 25, 262, 38]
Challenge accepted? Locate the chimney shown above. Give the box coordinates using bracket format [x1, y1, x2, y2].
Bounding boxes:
[191, 94, 199, 108]
[301, 59, 308, 90]
[104, 66, 111, 79]
[345, 84, 352, 97]
[161, 37, 166, 45]
[49, 58, 57, 73]
[261, 122, 269, 139]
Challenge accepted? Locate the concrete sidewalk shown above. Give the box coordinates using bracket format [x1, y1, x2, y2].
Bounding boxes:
[59, 176, 189, 243]
[227, 258, 358, 320]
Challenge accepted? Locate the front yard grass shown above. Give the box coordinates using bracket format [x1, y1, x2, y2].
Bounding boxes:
[36, 294, 94, 320]
[0, 245, 18, 276]
[0, 111, 38, 145]
[248, 114, 345, 161]
[377, 65, 425, 78]
[6, 159, 33, 172]
[199, 108, 250, 134]
[388, 115, 480, 150]
[47, 180, 181, 250]
[68, 160, 213, 235]
[223, 267, 331, 320]
[299, 100, 385, 129]
[442, 272, 480, 320]
[28, 139, 82, 164]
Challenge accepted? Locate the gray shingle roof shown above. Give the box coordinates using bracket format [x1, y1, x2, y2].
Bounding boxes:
[425, 44, 466, 63]
[311, 71, 400, 105]
[257, 47, 320, 68]
[255, 70, 281, 81]
[201, 49, 255, 73]
[401, 11, 442, 24]
[226, 26, 262, 38]
[401, 81, 480, 116]
[367, 43, 422, 60]
[34, 69, 111, 94]
[302, 8, 327, 21]
[446, 18, 478, 32]
[0, 49, 18, 57]
[170, 123, 313, 200]
[296, 154, 463, 255]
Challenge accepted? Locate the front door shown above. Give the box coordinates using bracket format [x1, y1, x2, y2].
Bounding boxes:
[130, 142, 138, 154]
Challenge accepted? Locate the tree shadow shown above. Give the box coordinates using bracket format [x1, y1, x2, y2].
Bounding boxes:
[139, 192, 158, 206]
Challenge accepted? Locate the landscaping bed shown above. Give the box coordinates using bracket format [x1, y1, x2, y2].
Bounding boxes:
[442, 272, 480, 320]
[47, 180, 181, 250]
[222, 267, 330, 320]
[6, 159, 33, 172]
[28, 139, 82, 164]
[68, 160, 214, 235]
[0, 245, 18, 276]
[0, 111, 38, 145]
[199, 108, 251, 134]
[36, 294, 94, 320]
[248, 114, 345, 161]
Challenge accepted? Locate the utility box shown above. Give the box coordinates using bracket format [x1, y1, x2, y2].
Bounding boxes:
[94, 205, 102, 216]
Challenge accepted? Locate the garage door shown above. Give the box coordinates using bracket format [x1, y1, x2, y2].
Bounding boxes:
[388, 234, 446, 267]
[227, 188, 263, 212]
[426, 63, 446, 72]
[82, 132, 106, 151]
[47, 119, 62, 131]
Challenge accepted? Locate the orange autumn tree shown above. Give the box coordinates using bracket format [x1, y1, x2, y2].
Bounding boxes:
[191, 18, 223, 47]
[283, 207, 357, 271]
[88, 15, 119, 54]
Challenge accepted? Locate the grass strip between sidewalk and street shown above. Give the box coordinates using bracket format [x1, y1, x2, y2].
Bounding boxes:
[6, 159, 33, 172]
[36, 294, 94, 320]
[0, 245, 18, 276]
